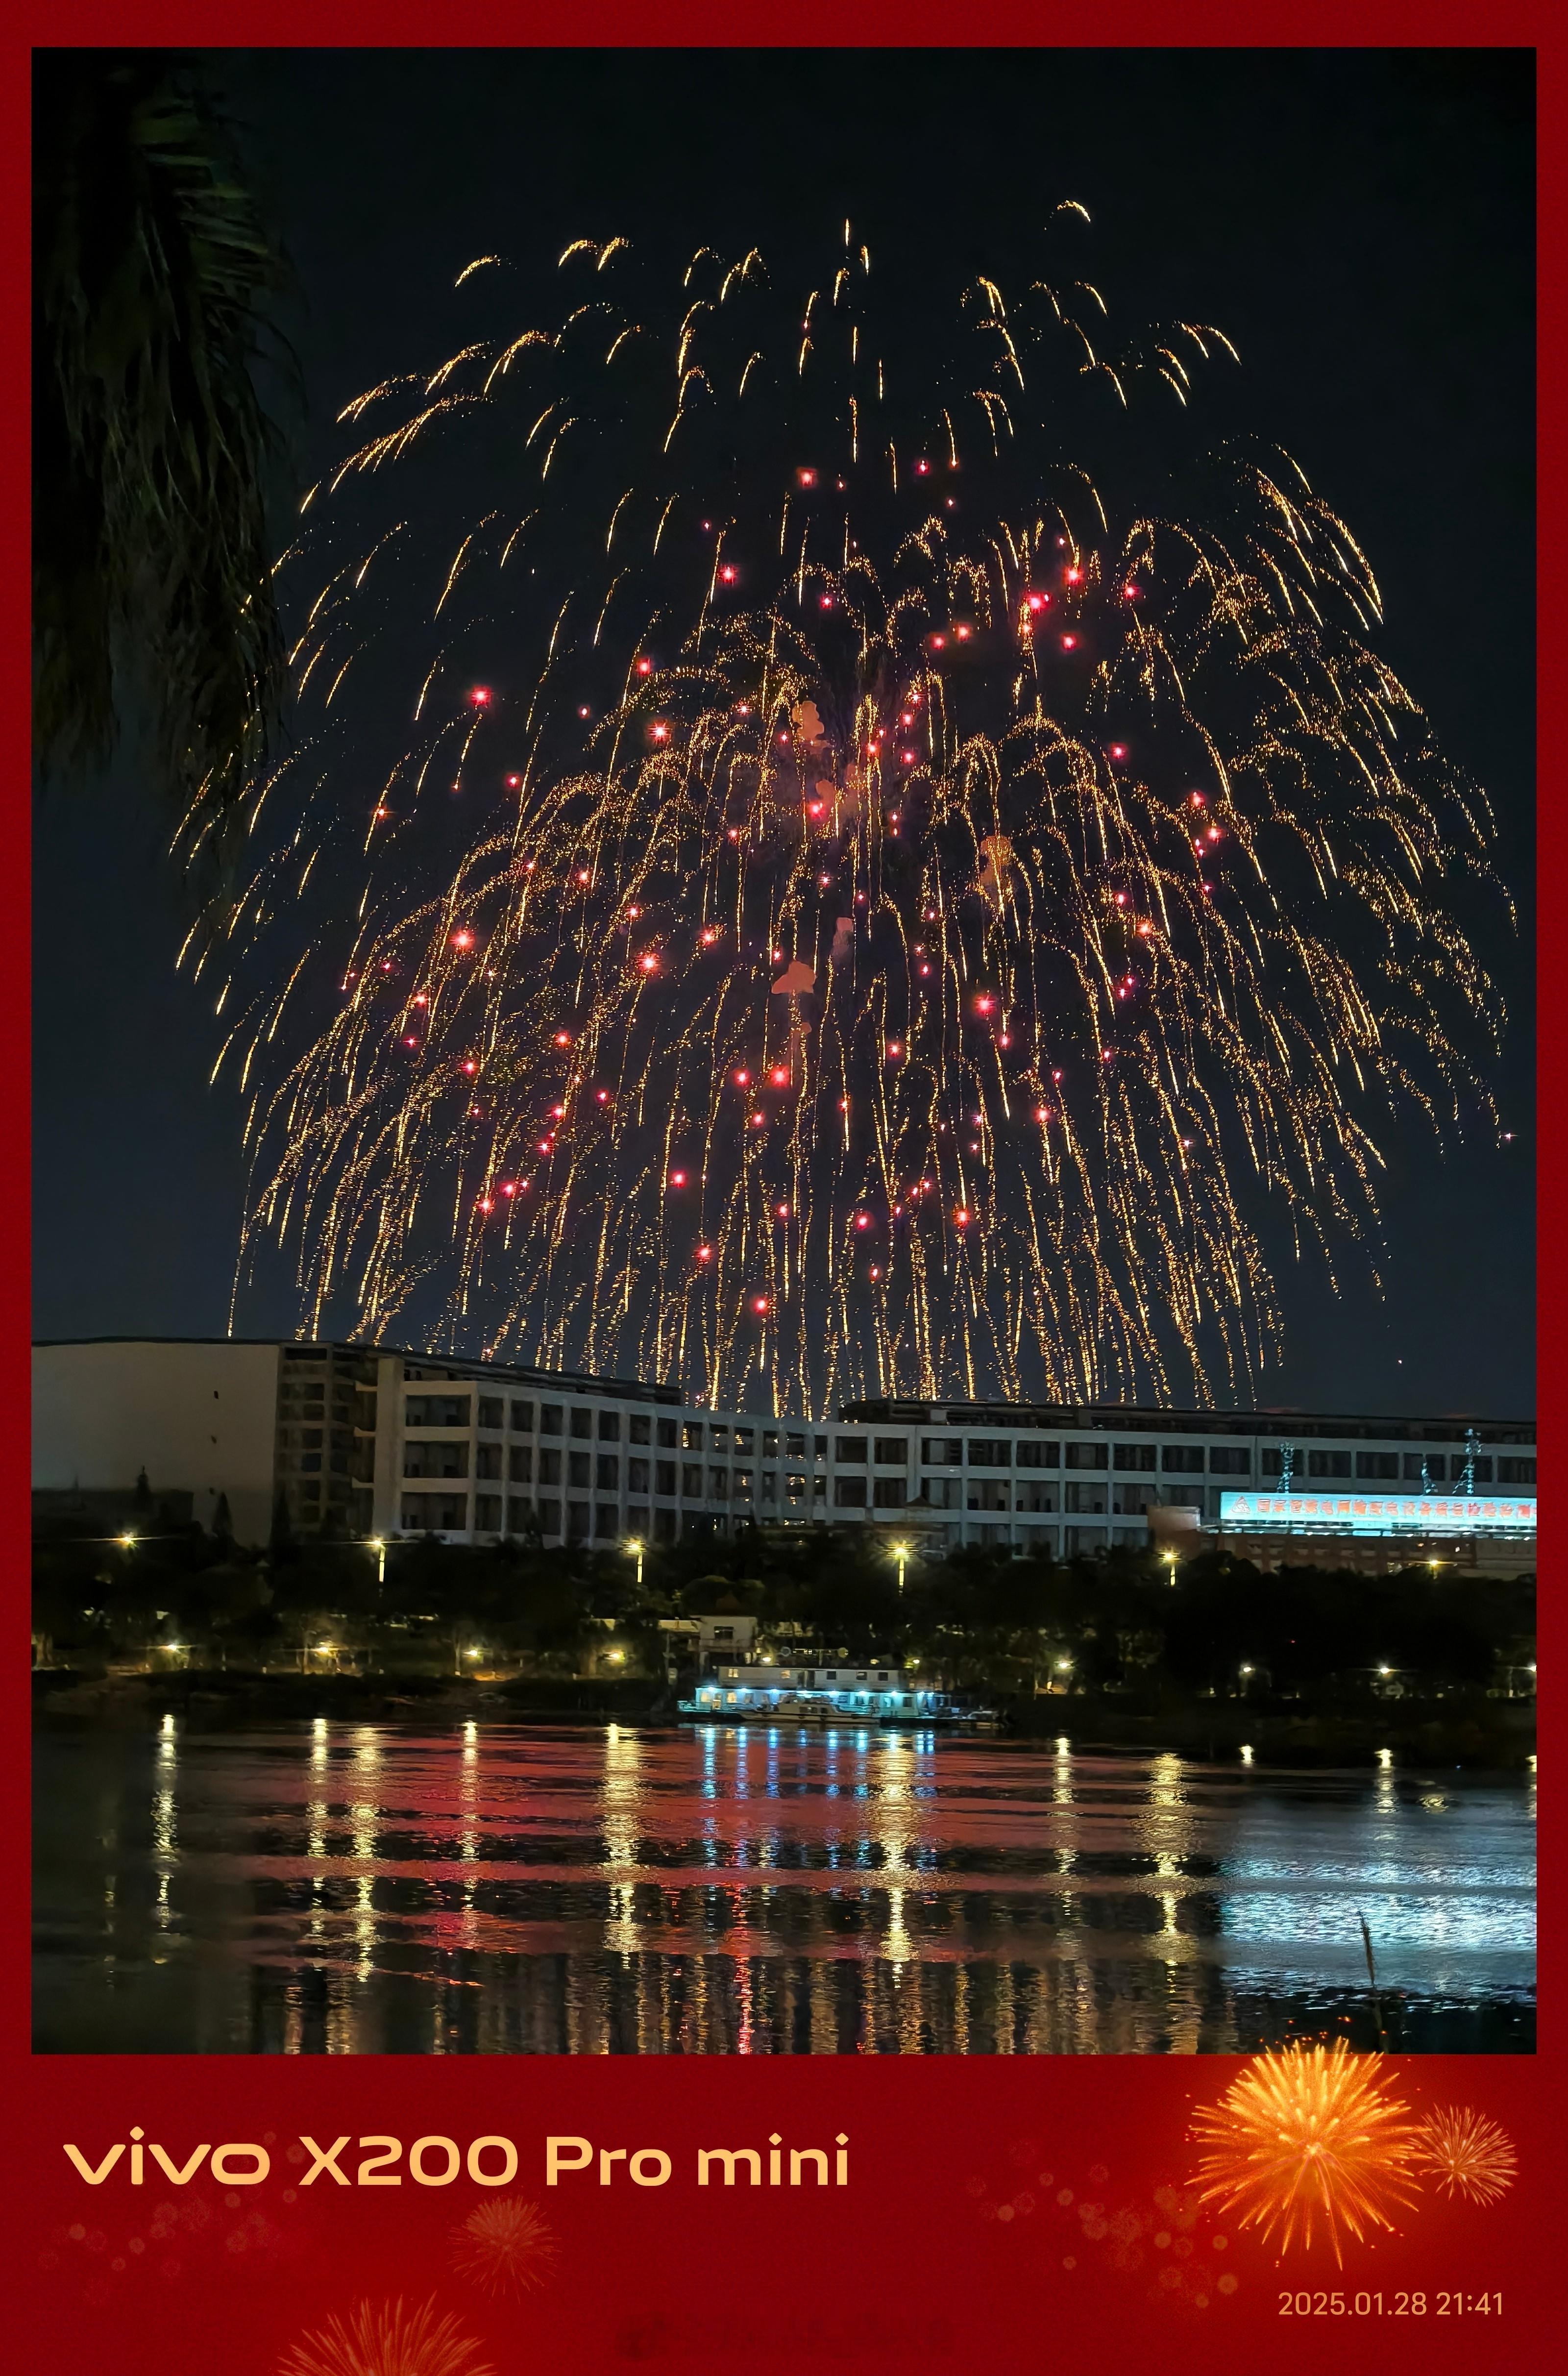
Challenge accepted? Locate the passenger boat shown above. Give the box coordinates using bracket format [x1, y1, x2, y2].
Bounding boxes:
[677, 1656, 995, 1729]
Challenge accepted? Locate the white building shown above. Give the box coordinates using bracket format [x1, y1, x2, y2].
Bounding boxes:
[31, 1336, 1537, 1559]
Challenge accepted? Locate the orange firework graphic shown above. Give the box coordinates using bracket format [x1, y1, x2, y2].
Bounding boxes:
[278, 2295, 494, 2376]
[1190, 2040, 1424, 2264]
[450, 2194, 560, 2297]
[1413, 2106, 1517, 2206]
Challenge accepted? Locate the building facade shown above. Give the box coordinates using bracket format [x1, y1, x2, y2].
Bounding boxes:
[32, 1336, 1537, 1563]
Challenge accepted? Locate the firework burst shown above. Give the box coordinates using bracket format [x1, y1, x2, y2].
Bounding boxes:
[278, 2295, 493, 2376]
[1190, 2040, 1424, 2262]
[450, 2193, 560, 2296]
[1412, 2105, 1517, 2206]
[208, 212, 1504, 1414]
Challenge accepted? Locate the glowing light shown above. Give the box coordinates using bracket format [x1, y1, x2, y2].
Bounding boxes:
[468, 685, 492, 706]
[450, 2194, 560, 2299]
[240, 227, 1501, 1425]
[1413, 2107, 1516, 2205]
[1190, 2042, 1423, 2264]
[696, 1244, 712, 1262]
[279, 2297, 493, 2376]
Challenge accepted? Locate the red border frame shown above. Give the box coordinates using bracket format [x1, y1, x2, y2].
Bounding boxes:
[9, 8, 1560, 2370]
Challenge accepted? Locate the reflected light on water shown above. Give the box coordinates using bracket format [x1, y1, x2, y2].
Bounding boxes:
[33, 1721, 1535, 2057]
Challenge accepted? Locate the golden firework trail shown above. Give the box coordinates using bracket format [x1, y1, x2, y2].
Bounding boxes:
[277, 2295, 493, 2376]
[1412, 2104, 1517, 2205]
[1190, 2039, 1425, 2262]
[205, 215, 1505, 1415]
[450, 2193, 560, 2296]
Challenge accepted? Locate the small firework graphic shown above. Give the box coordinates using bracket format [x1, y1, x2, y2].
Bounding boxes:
[278, 2295, 494, 2376]
[1413, 2106, 1518, 2206]
[1190, 2041, 1423, 2263]
[450, 2194, 560, 2298]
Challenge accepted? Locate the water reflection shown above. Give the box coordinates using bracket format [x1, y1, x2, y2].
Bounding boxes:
[32, 1721, 1534, 2055]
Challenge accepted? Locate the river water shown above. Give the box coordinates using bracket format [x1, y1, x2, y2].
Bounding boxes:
[32, 1719, 1535, 2054]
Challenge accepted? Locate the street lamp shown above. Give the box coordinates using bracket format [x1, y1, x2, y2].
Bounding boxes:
[1162, 1548, 1179, 1585]
[624, 1536, 645, 1589]
[368, 1536, 387, 1587]
[889, 1539, 912, 1594]
[119, 1532, 137, 1551]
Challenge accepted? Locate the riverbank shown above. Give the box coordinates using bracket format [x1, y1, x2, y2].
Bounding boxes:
[30, 1665, 1535, 1766]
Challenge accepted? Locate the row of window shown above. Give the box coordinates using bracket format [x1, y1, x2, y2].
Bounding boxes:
[396, 1417, 1536, 1490]
[1267, 1450, 1531, 1484]
[404, 1394, 808, 1458]
[397, 1465, 1168, 1514]
[402, 1450, 808, 1494]
[394, 1391, 1533, 1489]
[395, 1487, 1155, 1549]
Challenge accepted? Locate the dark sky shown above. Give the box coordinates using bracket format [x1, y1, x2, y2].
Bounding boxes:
[32, 47, 1535, 1418]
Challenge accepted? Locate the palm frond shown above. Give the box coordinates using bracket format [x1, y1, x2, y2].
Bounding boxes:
[33, 49, 293, 843]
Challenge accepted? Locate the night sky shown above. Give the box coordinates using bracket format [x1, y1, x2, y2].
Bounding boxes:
[31, 48, 1535, 1418]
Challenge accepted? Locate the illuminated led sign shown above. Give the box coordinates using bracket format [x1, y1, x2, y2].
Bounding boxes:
[1219, 1492, 1536, 1536]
